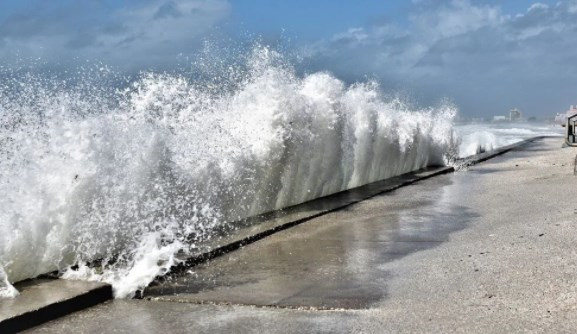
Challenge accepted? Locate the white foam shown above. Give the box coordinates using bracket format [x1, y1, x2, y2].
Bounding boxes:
[0, 266, 18, 298]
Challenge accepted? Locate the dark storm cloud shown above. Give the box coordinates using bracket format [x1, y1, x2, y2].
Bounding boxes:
[306, 0, 577, 117]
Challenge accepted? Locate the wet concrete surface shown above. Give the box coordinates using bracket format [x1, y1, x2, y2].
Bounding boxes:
[29, 137, 577, 333]
[27, 299, 366, 334]
[144, 173, 480, 310]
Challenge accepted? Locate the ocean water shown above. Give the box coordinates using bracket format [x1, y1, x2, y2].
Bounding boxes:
[455, 123, 562, 157]
[0, 47, 563, 298]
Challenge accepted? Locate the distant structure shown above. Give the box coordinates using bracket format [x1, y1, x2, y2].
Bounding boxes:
[509, 108, 522, 121]
[555, 105, 577, 126]
[492, 108, 522, 122]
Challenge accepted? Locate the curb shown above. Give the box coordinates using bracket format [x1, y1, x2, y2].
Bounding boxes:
[0, 279, 112, 333]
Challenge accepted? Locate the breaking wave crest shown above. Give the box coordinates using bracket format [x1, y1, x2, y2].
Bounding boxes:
[0, 46, 458, 298]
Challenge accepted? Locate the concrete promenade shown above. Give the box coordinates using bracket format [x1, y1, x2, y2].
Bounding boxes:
[28, 137, 577, 333]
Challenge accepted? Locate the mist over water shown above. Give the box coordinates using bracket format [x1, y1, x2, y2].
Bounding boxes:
[455, 123, 563, 157]
[1, 46, 461, 298]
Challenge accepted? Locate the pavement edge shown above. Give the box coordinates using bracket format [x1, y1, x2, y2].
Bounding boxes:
[0, 282, 113, 333]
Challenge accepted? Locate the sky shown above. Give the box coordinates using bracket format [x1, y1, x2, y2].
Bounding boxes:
[0, 0, 576, 117]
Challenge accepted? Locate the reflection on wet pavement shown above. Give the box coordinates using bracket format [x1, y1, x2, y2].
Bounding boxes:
[145, 173, 481, 310]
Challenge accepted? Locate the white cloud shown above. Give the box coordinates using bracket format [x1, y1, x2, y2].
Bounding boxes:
[331, 28, 369, 45]
[565, 0, 577, 13]
[411, 0, 503, 40]
[528, 3, 550, 12]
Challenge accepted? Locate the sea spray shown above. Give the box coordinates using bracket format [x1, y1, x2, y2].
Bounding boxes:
[0, 266, 18, 298]
[0, 46, 458, 298]
[455, 123, 562, 157]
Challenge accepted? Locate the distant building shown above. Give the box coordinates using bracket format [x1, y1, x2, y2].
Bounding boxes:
[509, 108, 522, 121]
[554, 105, 577, 126]
[493, 115, 507, 122]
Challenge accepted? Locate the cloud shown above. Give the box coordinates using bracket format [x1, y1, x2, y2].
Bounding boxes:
[305, 0, 577, 117]
[2, 0, 575, 117]
[0, 0, 230, 69]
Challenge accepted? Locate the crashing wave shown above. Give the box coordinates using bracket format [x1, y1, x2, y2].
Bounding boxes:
[0, 46, 458, 298]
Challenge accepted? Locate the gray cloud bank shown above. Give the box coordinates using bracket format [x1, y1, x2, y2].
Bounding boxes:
[305, 0, 577, 117]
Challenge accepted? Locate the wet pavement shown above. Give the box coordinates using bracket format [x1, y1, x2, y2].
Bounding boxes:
[145, 174, 479, 309]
